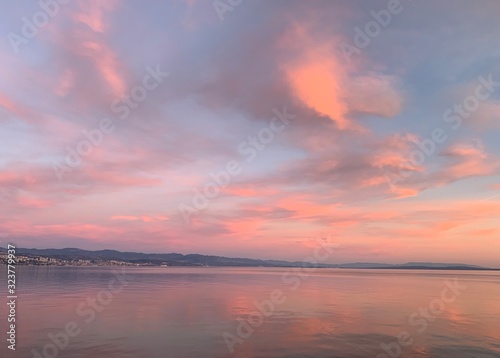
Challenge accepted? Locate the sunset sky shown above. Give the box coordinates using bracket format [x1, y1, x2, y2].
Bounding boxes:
[1, 0, 499, 266]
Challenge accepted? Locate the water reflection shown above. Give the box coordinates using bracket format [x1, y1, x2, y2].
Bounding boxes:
[0, 267, 499, 357]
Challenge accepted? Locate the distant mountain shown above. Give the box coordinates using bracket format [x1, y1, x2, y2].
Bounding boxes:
[5, 247, 326, 268]
[1, 247, 497, 270]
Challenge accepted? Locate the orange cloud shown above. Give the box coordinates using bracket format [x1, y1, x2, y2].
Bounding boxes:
[391, 187, 419, 198]
[279, 22, 352, 129]
[223, 185, 278, 198]
[283, 23, 404, 131]
[287, 55, 349, 129]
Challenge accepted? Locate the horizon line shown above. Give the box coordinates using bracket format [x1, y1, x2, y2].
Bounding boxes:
[4, 245, 499, 270]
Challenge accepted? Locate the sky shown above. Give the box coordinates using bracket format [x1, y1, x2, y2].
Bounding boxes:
[1, 0, 499, 267]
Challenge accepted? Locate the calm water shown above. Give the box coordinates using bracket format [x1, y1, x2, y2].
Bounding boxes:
[0, 266, 499, 358]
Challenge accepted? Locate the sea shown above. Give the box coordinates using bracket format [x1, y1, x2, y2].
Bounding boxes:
[0, 266, 499, 357]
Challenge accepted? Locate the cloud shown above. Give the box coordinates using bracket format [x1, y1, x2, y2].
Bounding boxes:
[1, 0, 500, 266]
[346, 74, 404, 118]
[286, 50, 349, 129]
[72, 0, 119, 33]
[435, 142, 499, 183]
[111, 215, 169, 222]
[0, 92, 36, 123]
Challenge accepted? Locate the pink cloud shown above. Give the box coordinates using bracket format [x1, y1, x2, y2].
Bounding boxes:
[223, 185, 279, 198]
[111, 215, 169, 222]
[73, 0, 119, 33]
[76, 40, 127, 97]
[54, 69, 76, 97]
[16, 196, 53, 209]
[346, 75, 404, 118]
[0, 92, 37, 123]
[438, 143, 498, 180]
